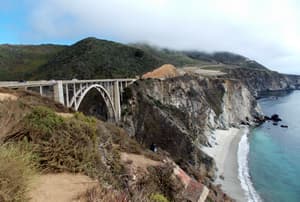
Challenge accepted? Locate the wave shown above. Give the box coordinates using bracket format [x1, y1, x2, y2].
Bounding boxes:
[238, 128, 262, 202]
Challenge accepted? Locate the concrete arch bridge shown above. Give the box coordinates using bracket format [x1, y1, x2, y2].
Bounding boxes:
[0, 79, 136, 122]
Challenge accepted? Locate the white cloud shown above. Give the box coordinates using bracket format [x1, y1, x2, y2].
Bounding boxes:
[25, 0, 300, 74]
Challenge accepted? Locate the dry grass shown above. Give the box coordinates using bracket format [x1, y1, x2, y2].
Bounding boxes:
[3, 106, 127, 189]
[76, 186, 130, 202]
[0, 88, 186, 202]
[133, 163, 184, 202]
[106, 123, 143, 154]
[0, 88, 70, 142]
[106, 123, 165, 162]
[0, 143, 37, 202]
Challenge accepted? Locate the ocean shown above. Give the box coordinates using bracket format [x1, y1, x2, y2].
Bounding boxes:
[239, 90, 300, 202]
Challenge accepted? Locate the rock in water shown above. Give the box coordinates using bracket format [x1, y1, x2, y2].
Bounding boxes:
[271, 114, 282, 122]
[280, 125, 288, 128]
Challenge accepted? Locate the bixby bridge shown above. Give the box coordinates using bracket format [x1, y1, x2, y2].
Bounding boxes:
[0, 79, 136, 122]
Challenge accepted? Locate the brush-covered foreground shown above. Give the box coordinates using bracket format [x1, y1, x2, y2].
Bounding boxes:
[0, 88, 231, 202]
[0, 89, 180, 201]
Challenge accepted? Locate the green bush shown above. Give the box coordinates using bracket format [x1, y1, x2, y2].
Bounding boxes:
[0, 143, 37, 202]
[23, 106, 64, 134]
[6, 106, 101, 176]
[150, 193, 169, 202]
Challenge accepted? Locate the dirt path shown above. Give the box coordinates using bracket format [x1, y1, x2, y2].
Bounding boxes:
[181, 66, 226, 76]
[120, 152, 161, 171]
[0, 93, 17, 101]
[29, 173, 97, 202]
[56, 112, 74, 118]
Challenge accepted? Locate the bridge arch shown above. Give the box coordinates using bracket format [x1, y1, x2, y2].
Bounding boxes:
[75, 84, 117, 121]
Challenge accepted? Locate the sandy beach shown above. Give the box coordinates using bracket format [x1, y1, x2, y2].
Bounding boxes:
[202, 127, 247, 202]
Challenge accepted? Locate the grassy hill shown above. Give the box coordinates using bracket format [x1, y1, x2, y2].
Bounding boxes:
[183, 51, 269, 70]
[130, 43, 208, 67]
[0, 37, 270, 81]
[29, 38, 165, 80]
[132, 44, 269, 71]
[0, 44, 66, 80]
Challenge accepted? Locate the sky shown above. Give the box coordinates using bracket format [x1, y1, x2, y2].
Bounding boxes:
[1, 0, 300, 74]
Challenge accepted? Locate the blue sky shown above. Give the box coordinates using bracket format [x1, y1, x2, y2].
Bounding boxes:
[0, 0, 79, 44]
[1, 0, 300, 74]
[0, 0, 28, 44]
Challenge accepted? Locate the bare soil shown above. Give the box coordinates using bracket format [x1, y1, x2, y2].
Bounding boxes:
[29, 173, 97, 202]
[121, 152, 161, 171]
[0, 92, 17, 101]
[142, 64, 179, 79]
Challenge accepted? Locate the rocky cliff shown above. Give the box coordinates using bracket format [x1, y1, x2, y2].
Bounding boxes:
[220, 68, 300, 96]
[121, 75, 261, 179]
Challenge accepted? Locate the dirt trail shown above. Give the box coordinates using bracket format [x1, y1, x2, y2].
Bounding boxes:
[181, 66, 226, 76]
[29, 173, 97, 202]
[0, 93, 17, 101]
[56, 112, 74, 118]
[121, 152, 161, 171]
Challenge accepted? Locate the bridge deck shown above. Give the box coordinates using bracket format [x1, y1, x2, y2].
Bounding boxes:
[0, 79, 136, 88]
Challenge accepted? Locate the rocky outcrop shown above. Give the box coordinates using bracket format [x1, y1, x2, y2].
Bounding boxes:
[221, 68, 300, 96]
[121, 75, 261, 179]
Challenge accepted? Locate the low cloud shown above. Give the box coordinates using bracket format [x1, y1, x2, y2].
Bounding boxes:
[24, 0, 300, 74]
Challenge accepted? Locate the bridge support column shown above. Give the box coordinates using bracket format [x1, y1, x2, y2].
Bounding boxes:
[113, 81, 121, 122]
[54, 81, 65, 105]
[39, 86, 43, 96]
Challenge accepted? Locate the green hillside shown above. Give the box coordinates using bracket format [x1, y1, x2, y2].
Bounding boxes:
[132, 44, 269, 71]
[29, 38, 165, 80]
[0, 44, 66, 80]
[0, 37, 270, 81]
[183, 51, 269, 70]
[130, 43, 208, 67]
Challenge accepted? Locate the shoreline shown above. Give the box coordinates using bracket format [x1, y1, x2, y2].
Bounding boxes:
[202, 127, 247, 202]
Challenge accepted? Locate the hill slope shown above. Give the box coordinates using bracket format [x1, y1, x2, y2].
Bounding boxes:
[30, 38, 165, 79]
[0, 44, 66, 80]
[133, 44, 269, 70]
[1, 37, 298, 91]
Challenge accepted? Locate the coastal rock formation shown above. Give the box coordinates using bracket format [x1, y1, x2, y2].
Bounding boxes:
[221, 68, 300, 96]
[121, 74, 262, 179]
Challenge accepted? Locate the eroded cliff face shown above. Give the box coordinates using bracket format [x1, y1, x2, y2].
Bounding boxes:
[222, 68, 300, 96]
[121, 75, 261, 178]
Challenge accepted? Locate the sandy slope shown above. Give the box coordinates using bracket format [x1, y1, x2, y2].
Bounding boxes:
[142, 64, 179, 79]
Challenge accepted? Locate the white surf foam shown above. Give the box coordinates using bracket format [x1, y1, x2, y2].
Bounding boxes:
[238, 129, 263, 202]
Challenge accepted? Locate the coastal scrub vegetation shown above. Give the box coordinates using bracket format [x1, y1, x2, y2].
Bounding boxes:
[0, 143, 37, 202]
[5, 106, 102, 175]
[0, 89, 185, 201]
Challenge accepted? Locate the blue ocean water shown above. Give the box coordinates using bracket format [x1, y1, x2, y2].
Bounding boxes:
[249, 90, 300, 202]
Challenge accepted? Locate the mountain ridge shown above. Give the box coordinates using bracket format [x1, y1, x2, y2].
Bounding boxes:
[1, 36, 300, 95]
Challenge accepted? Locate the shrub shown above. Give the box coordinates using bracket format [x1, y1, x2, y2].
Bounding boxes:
[23, 106, 64, 134]
[135, 163, 183, 201]
[150, 193, 169, 202]
[5, 107, 101, 176]
[107, 123, 143, 154]
[0, 143, 37, 202]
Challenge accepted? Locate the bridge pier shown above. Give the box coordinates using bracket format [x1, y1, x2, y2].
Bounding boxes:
[113, 81, 121, 122]
[53, 81, 65, 105]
